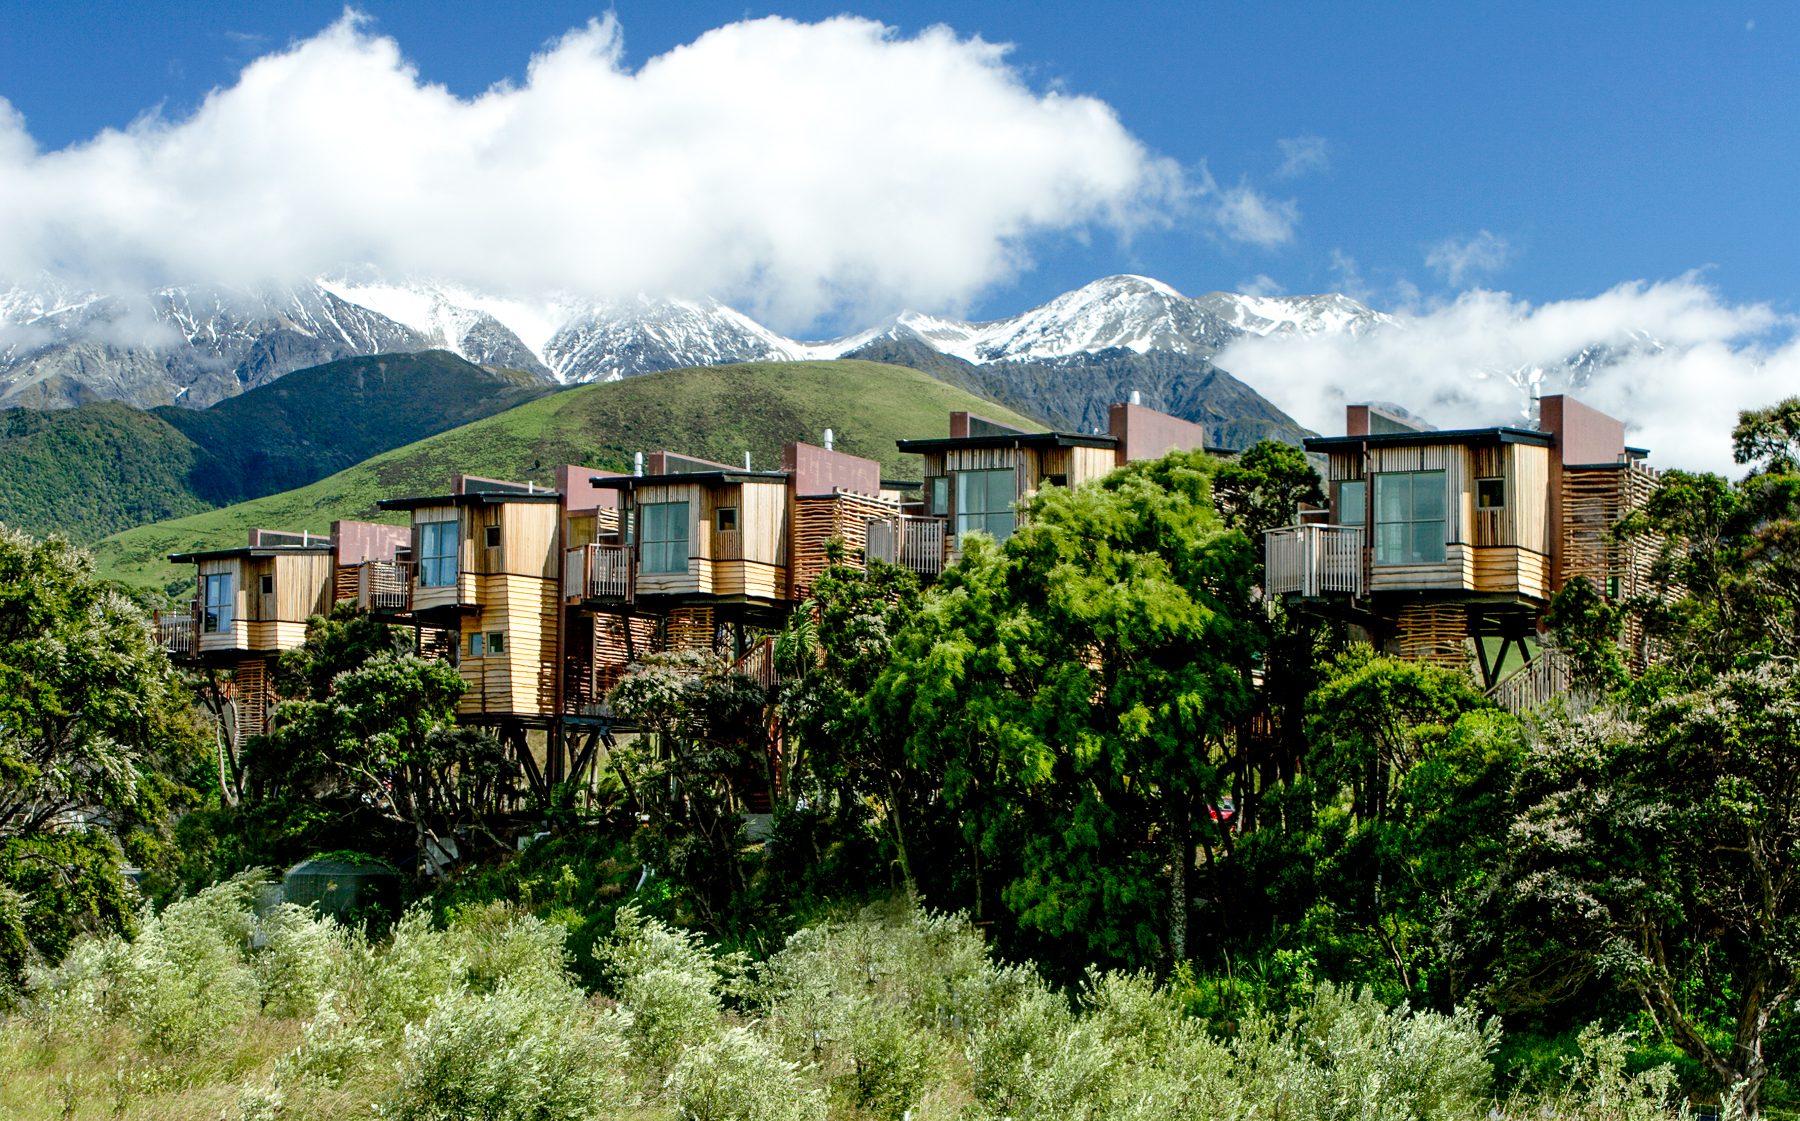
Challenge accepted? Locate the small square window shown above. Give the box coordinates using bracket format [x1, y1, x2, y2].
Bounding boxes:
[715, 507, 738, 532]
[468, 633, 484, 657]
[1476, 478, 1506, 510]
[485, 524, 501, 548]
[259, 574, 274, 595]
[487, 632, 505, 655]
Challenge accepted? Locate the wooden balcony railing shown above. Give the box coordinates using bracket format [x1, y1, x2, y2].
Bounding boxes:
[563, 543, 633, 602]
[865, 515, 946, 577]
[155, 601, 199, 657]
[356, 559, 414, 612]
[732, 636, 778, 691]
[1263, 524, 1364, 597]
[1488, 650, 1580, 716]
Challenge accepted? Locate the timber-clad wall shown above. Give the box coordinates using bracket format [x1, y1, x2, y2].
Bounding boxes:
[457, 573, 558, 717]
[1393, 605, 1468, 668]
[790, 492, 900, 601]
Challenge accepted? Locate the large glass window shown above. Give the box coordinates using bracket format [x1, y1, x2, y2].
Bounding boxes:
[203, 572, 233, 634]
[1374, 471, 1446, 564]
[419, 520, 459, 587]
[1338, 480, 1366, 525]
[640, 502, 690, 574]
[957, 469, 1017, 540]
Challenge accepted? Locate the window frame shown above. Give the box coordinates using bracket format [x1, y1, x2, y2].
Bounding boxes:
[259, 573, 274, 596]
[487, 631, 505, 655]
[203, 572, 233, 634]
[927, 476, 949, 516]
[468, 632, 484, 658]
[639, 501, 691, 575]
[955, 469, 1017, 541]
[1337, 480, 1367, 526]
[1373, 470, 1447, 566]
[484, 523, 502, 549]
[1475, 477, 1506, 511]
[715, 507, 738, 533]
[418, 519, 459, 587]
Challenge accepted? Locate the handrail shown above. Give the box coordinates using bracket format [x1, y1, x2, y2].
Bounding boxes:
[154, 600, 199, 656]
[564, 543, 633, 601]
[865, 515, 946, 577]
[732, 636, 778, 691]
[1263, 524, 1364, 597]
[1487, 650, 1581, 715]
[357, 559, 413, 612]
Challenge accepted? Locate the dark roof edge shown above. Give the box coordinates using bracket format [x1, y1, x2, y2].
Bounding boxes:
[1304, 427, 1554, 452]
[169, 545, 336, 563]
[378, 493, 564, 511]
[589, 471, 791, 490]
[895, 432, 1119, 452]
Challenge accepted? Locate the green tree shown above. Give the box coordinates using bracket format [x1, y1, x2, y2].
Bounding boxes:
[872, 450, 1260, 970]
[1480, 661, 1800, 1119]
[1212, 438, 1325, 542]
[0, 527, 201, 982]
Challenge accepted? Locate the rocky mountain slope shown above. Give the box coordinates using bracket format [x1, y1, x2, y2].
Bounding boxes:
[1, 272, 1395, 447]
[0, 351, 555, 542]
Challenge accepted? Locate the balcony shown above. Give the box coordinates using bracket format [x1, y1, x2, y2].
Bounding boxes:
[563, 543, 633, 602]
[865, 515, 946, 578]
[355, 559, 414, 613]
[155, 601, 199, 657]
[1263, 524, 1364, 597]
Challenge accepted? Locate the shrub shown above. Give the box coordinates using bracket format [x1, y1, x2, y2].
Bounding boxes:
[255, 902, 349, 1018]
[668, 1027, 825, 1121]
[384, 981, 628, 1121]
[122, 875, 264, 1053]
[835, 998, 941, 1120]
[595, 903, 739, 1069]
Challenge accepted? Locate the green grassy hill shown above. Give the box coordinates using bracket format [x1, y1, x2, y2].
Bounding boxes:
[0, 351, 554, 542]
[93, 359, 1038, 595]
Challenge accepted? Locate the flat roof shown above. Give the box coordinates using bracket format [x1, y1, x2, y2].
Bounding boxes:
[895, 431, 1118, 453]
[1305, 426, 1555, 452]
[589, 470, 792, 490]
[377, 492, 565, 511]
[169, 545, 335, 563]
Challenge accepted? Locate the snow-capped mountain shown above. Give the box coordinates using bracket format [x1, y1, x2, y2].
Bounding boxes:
[0, 272, 1392, 448]
[0, 280, 438, 409]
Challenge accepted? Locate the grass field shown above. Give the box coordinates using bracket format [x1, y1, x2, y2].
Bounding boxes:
[92, 359, 1039, 594]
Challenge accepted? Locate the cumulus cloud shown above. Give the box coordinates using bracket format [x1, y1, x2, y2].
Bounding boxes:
[0, 12, 1290, 331]
[1216, 275, 1793, 474]
[1425, 230, 1514, 286]
[1275, 135, 1329, 179]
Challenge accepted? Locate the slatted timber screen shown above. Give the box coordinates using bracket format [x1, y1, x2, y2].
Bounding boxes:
[666, 606, 716, 655]
[1394, 605, 1469, 669]
[589, 613, 658, 702]
[334, 564, 360, 603]
[790, 492, 900, 601]
[1561, 463, 1664, 667]
[234, 658, 269, 743]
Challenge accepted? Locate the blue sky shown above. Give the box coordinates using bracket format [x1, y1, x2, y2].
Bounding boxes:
[2, 1, 1791, 321]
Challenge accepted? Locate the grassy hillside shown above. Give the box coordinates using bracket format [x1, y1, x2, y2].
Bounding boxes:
[93, 359, 1038, 594]
[0, 351, 554, 542]
[0, 402, 211, 541]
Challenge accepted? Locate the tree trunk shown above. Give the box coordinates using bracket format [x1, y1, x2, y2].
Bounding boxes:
[1168, 795, 1190, 963]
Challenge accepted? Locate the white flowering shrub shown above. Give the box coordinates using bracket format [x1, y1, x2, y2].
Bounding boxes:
[255, 902, 350, 1018]
[595, 903, 739, 1070]
[123, 875, 265, 1053]
[668, 1027, 825, 1121]
[351, 904, 464, 1037]
[382, 979, 628, 1121]
[448, 900, 574, 1000]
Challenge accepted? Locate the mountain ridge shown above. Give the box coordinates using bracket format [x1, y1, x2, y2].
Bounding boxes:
[2, 272, 1387, 447]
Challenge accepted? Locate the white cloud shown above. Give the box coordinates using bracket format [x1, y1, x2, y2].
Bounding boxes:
[1216, 275, 1792, 474]
[1240, 274, 1285, 297]
[1425, 230, 1514, 286]
[1275, 135, 1329, 179]
[0, 12, 1237, 331]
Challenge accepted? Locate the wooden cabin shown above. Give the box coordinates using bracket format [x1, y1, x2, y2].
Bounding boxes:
[559, 442, 893, 716]
[885, 399, 1209, 573]
[1264, 395, 1661, 687]
[375, 477, 563, 722]
[159, 530, 338, 742]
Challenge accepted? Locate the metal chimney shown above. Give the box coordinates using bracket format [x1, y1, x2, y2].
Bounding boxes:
[824, 428, 834, 451]
[1129, 390, 1141, 406]
[634, 452, 644, 477]
[744, 451, 752, 470]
